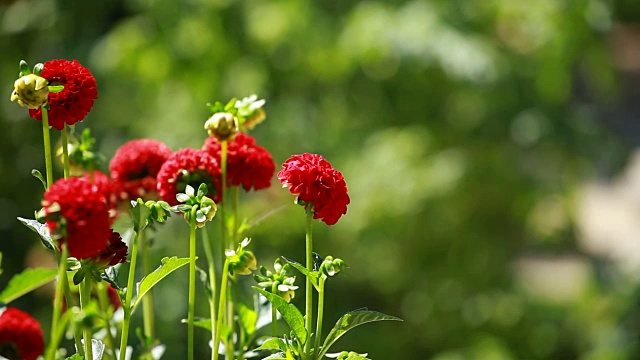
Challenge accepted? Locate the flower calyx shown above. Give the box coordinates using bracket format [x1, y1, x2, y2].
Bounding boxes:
[227, 238, 257, 276]
[254, 258, 299, 302]
[235, 94, 266, 131]
[62, 128, 106, 175]
[204, 111, 239, 142]
[319, 255, 346, 278]
[173, 183, 217, 228]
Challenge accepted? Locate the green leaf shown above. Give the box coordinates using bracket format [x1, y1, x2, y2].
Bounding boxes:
[130, 199, 151, 232]
[75, 339, 105, 360]
[253, 287, 307, 344]
[31, 169, 47, 190]
[66, 354, 84, 360]
[0, 267, 58, 304]
[237, 300, 258, 336]
[48, 85, 64, 93]
[262, 353, 286, 360]
[255, 337, 287, 352]
[283, 258, 320, 291]
[132, 257, 190, 310]
[318, 310, 402, 359]
[17, 217, 56, 252]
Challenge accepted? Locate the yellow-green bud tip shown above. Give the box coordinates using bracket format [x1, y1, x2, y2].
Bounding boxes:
[204, 112, 239, 142]
[11, 74, 49, 109]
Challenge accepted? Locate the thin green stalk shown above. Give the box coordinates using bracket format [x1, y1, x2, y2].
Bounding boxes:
[119, 231, 140, 360]
[187, 207, 198, 360]
[41, 107, 53, 187]
[80, 276, 94, 360]
[213, 259, 230, 360]
[304, 207, 314, 357]
[140, 229, 155, 340]
[202, 227, 218, 360]
[313, 277, 326, 358]
[220, 140, 229, 249]
[271, 282, 278, 337]
[46, 245, 69, 360]
[231, 186, 239, 244]
[226, 297, 235, 360]
[97, 282, 118, 360]
[62, 269, 85, 355]
[44, 309, 72, 360]
[61, 123, 70, 178]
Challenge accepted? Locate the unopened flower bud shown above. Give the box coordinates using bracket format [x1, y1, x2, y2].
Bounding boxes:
[204, 112, 239, 141]
[11, 74, 49, 109]
[242, 108, 266, 131]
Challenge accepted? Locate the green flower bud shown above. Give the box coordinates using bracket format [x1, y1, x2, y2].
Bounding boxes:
[11, 73, 49, 109]
[204, 112, 239, 141]
[320, 256, 346, 278]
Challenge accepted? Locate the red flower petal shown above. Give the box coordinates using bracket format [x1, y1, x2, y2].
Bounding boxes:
[156, 148, 222, 205]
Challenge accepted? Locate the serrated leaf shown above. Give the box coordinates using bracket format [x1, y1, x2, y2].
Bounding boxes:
[0, 267, 58, 304]
[31, 169, 47, 190]
[255, 337, 287, 352]
[253, 287, 307, 344]
[17, 217, 56, 252]
[132, 257, 190, 310]
[283, 258, 320, 291]
[318, 310, 403, 359]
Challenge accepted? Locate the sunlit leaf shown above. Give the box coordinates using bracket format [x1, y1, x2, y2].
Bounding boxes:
[318, 309, 402, 359]
[132, 257, 190, 310]
[17, 217, 56, 252]
[0, 267, 57, 304]
[253, 287, 307, 344]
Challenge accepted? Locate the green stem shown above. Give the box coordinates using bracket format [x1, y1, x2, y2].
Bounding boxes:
[313, 277, 326, 358]
[44, 309, 72, 360]
[141, 229, 155, 340]
[46, 245, 69, 360]
[213, 259, 230, 360]
[304, 206, 314, 358]
[41, 107, 53, 188]
[119, 230, 140, 360]
[187, 207, 198, 360]
[202, 227, 218, 360]
[226, 297, 235, 360]
[231, 186, 239, 244]
[61, 123, 70, 178]
[80, 276, 94, 360]
[220, 140, 229, 249]
[61, 268, 85, 355]
[97, 282, 118, 360]
[271, 282, 278, 337]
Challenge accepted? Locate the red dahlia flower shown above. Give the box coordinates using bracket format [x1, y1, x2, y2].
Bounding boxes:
[109, 139, 172, 202]
[82, 170, 118, 218]
[0, 307, 44, 360]
[156, 148, 222, 205]
[41, 177, 112, 259]
[202, 133, 275, 192]
[97, 230, 128, 267]
[28, 59, 98, 130]
[278, 153, 350, 225]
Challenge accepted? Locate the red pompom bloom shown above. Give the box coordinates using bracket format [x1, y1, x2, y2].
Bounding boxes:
[41, 177, 112, 259]
[156, 148, 222, 205]
[0, 307, 44, 360]
[278, 153, 350, 225]
[82, 170, 118, 218]
[28, 59, 98, 130]
[97, 230, 128, 267]
[110, 139, 173, 202]
[202, 133, 275, 192]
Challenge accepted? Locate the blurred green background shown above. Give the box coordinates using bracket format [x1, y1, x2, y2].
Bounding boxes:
[2, 0, 640, 358]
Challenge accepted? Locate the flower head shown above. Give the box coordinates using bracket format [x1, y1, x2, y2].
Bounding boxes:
[28, 59, 97, 130]
[278, 153, 350, 225]
[81, 170, 118, 218]
[110, 139, 172, 202]
[0, 307, 44, 360]
[254, 258, 298, 302]
[41, 177, 112, 259]
[204, 112, 239, 141]
[156, 148, 222, 205]
[202, 133, 275, 192]
[96, 230, 128, 267]
[10, 73, 49, 109]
